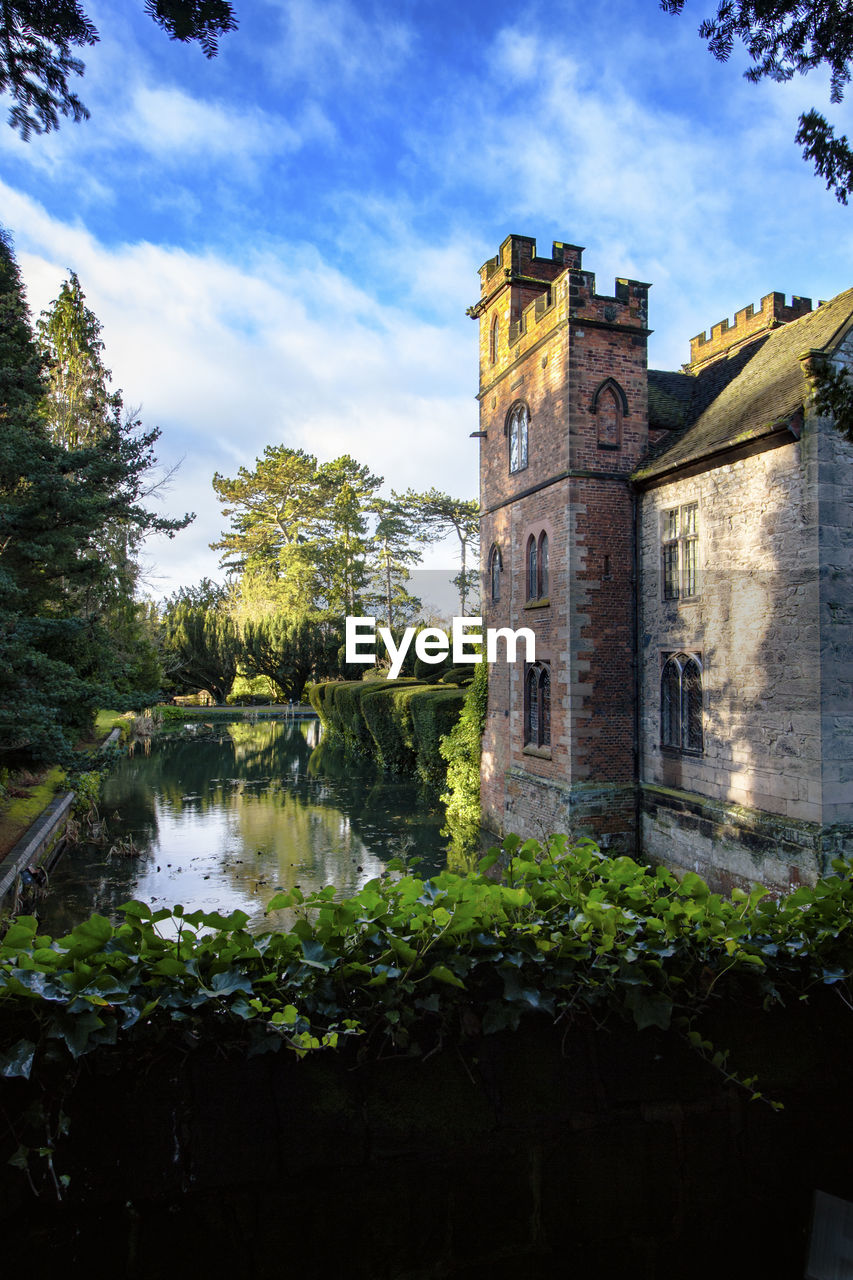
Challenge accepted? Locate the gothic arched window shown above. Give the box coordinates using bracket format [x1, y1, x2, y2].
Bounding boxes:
[538, 531, 549, 598]
[489, 544, 503, 602]
[526, 534, 537, 601]
[591, 378, 628, 450]
[507, 403, 528, 474]
[524, 663, 551, 749]
[661, 653, 703, 754]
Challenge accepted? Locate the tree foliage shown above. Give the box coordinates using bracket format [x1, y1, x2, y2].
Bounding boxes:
[401, 488, 480, 614]
[0, 231, 190, 761]
[0, 0, 237, 138]
[161, 580, 240, 704]
[662, 1, 853, 201]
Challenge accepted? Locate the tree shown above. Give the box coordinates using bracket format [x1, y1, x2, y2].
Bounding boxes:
[662, 1, 853, 202]
[0, 1, 237, 138]
[161, 580, 240, 704]
[213, 447, 384, 618]
[0, 229, 191, 761]
[402, 489, 480, 615]
[241, 612, 337, 702]
[369, 494, 428, 629]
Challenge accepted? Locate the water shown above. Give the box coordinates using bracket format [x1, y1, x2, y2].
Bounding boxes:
[39, 718, 450, 935]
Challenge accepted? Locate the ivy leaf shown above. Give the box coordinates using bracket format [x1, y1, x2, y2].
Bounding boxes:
[427, 964, 466, 989]
[0, 1039, 36, 1079]
[626, 987, 672, 1032]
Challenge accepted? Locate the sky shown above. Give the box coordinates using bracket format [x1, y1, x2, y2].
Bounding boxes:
[2, 0, 853, 603]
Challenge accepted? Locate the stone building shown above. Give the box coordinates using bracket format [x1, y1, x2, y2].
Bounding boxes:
[472, 233, 853, 890]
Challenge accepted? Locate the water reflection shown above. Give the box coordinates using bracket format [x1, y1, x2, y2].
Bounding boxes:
[41, 718, 449, 935]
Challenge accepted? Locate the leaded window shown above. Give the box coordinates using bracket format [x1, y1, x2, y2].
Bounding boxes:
[662, 503, 699, 601]
[508, 403, 528, 474]
[489, 544, 502, 602]
[661, 653, 703, 754]
[524, 662, 551, 749]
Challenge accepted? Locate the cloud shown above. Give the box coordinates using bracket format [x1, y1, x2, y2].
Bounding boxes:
[4, 185, 478, 598]
[263, 0, 413, 90]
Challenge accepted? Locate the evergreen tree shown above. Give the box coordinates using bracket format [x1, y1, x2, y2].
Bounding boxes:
[663, 1, 853, 202]
[0, 231, 191, 761]
[402, 489, 480, 615]
[0, 0, 237, 138]
[161, 580, 240, 704]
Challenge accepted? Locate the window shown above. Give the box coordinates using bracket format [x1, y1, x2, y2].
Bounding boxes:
[591, 378, 627, 450]
[526, 530, 549, 602]
[524, 663, 551, 749]
[538, 532, 549, 598]
[662, 502, 699, 600]
[661, 653, 703, 754]
[508, 403, 528, 473]
[489, 544, 502, 602]
[526, 535, 537, 601]
[490, 315, 499, 365]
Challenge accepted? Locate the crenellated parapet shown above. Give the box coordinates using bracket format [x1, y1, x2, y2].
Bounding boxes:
[689, 292, 812, 369]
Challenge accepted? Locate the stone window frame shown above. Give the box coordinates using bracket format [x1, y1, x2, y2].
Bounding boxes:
[524, 530, 549, 604]
[590, 377, 628, 451]
[506, 401, 529, 475]
[524, 660, 551, 753]
[488, 543, 503, 602]
[661, 500, 700, 603]
[490, 314, 499, 365]
[660, 651, 703, 755]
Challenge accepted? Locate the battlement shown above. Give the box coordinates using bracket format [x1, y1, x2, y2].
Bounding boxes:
[689, 292, 812, 368]
[478, 235, 583, 295]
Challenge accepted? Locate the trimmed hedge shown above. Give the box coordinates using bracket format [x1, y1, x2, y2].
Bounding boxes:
[309, 677, 466, 782]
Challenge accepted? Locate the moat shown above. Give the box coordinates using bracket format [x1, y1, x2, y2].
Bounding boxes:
[39, 717, 449, 935]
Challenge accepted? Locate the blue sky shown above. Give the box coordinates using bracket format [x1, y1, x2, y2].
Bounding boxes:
[2, 0, 852, 600]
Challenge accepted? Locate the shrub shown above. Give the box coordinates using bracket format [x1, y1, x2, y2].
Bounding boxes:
[410, 685, 467, 786]
[440, 666, 475, 686]
[440, 659, 488, 845]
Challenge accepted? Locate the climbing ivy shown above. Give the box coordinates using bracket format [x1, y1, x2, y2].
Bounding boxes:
[2, 836, 853, 1100]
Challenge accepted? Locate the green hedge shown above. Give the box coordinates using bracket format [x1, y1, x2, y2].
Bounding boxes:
[309, 676, 466, 782]
[410, 685, 466, 786]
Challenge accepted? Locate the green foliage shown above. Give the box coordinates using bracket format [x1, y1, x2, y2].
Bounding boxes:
[409, 684, 467, 786]
[240, 612, 338, 702]
[398, 487, 480, 614]
[440, 658, 488, 846]
[0, 1, 236, 139]
[0, 235, 189, 763]
[4, 840, 853, 1109]
[161, 581, 240, 704]
[663, 0, 853, 201]
[360, 682, 422, 773]
[440, 666, 475, 685]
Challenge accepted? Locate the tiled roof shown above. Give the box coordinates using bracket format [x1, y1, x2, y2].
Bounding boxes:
[636, 287, 853, 483]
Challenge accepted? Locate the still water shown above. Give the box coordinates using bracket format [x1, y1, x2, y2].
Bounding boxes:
[40, 718, 449, 935]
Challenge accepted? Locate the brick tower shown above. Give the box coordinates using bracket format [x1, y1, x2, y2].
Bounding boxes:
[470, 234, 650, 849]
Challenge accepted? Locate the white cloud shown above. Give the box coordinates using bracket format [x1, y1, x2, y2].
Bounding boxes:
[5, 184, 478, 598]
[262, 0, 413, 89]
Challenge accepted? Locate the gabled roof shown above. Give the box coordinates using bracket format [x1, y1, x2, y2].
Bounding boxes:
[636, 287, 853, 484]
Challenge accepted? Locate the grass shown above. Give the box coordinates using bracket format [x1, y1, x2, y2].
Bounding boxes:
[0, 766, 66, 860]
[0, 709, 129, 860]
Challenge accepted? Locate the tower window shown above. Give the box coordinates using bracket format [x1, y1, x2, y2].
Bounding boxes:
[508, 403, 528, 473]
[526, 534, 537, 601]
[524, 662, 551, 749]
[490, 315, 499, 365]
[661, 653, 703, 754]
[538, 531, 549, 597]
[489, 543, 503, 602]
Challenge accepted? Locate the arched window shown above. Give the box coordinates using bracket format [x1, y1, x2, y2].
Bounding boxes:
[591, 378, 627, 450]
[524, 663, 551, 749]
[490, 315, 499, 365]
[489, 544, 502, 602]
[526, 535, 537, 601]
[538, 531, 549, 598]
[661, 653, 703, 754]
[507, 403, 528, 473]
